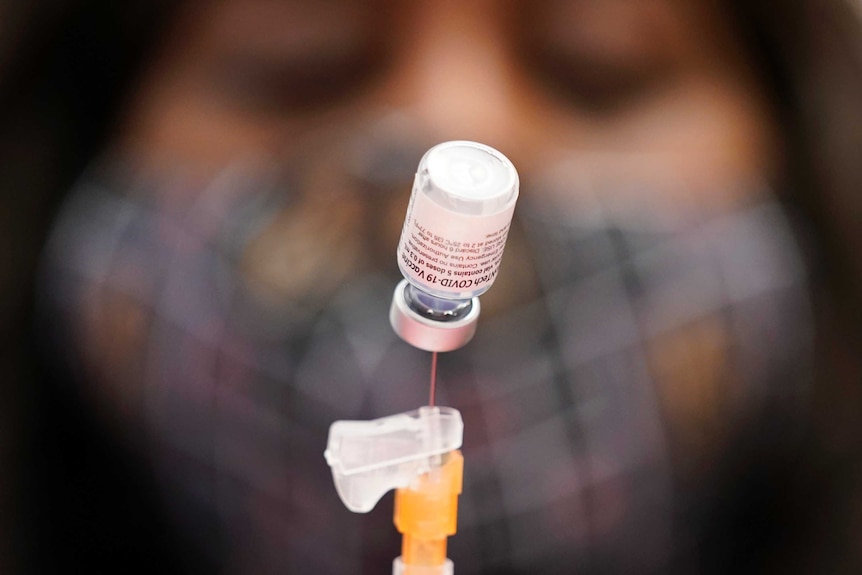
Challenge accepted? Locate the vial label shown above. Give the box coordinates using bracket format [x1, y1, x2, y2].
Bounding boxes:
[397, 181, 516, 299]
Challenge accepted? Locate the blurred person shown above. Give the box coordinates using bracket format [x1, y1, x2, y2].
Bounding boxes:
[3, 0, 862, 573]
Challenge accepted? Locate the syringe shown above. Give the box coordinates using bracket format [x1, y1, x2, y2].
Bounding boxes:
[325, 141, 519, 574]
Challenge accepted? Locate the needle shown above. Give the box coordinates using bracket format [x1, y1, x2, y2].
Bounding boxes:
[429, 351, 438, 406]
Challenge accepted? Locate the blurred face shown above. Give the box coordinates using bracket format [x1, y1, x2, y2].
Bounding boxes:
[121, 0, 776, 180]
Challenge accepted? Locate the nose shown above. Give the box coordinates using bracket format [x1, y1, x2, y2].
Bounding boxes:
[378, 1, 530, 155]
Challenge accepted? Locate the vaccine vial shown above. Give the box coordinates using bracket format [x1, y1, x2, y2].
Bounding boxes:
[390, 141, 519, 352]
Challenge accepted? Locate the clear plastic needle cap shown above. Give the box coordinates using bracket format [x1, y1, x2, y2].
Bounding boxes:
[324, 407, 464, 512]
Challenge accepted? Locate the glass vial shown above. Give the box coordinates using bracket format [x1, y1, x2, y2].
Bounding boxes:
[390, 141, 519, 352]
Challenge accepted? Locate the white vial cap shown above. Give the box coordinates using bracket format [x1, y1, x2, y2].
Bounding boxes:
[422, 140, 518, 215]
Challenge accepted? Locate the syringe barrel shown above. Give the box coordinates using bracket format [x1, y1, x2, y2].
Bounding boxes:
[392, 449, 463, 575]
